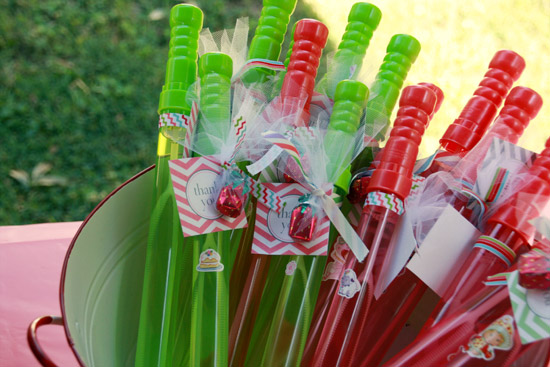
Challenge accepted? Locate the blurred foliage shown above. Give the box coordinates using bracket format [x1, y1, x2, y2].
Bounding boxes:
[0, 0, 322, 224]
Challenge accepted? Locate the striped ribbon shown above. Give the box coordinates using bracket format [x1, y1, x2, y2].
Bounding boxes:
[252, 130, 311, 181]
[485, 167, 510, 203]
[451, 182, 488, 222]
[247, 128, 296, 177]
[413, 150, 439, 174]
[231, 58, 285, 84]
[485, 272, 510, 286]
[364, 191, 405, 215]
[473, 235, 517, 267]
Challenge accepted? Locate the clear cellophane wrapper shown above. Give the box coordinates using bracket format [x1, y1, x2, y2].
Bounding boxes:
[408, 130, 539, 246]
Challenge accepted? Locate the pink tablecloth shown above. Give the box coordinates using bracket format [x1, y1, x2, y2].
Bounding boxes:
[0, 222, 82, 367]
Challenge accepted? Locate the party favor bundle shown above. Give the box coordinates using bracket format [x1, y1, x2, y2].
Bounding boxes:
[131, 1, 549, 366]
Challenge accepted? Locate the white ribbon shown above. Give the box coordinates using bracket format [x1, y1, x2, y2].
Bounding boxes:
[307, 187, 368, 262]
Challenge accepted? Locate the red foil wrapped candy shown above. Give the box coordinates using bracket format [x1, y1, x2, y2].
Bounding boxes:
[518, 249, 550, 290]
[289, 202, 317, 241]
[216, 184, 244, 218]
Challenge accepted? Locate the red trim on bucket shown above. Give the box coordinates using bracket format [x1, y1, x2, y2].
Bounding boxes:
[58, 165, 155, 366]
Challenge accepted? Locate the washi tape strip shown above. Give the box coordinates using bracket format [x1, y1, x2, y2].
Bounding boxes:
[226, 115, 247, 163]
[159, 113, 189, 128]
[473, 235, 517, 267]
[245, 175, 285, 213]
[364, 191, 405, 215]
[183, 101, 199, 158]
[410, 174, 426, 193]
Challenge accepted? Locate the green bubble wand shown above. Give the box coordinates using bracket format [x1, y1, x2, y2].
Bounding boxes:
[135, 5, 203, 367]
[188, 52, 234, 367]
[248, 80, 369, 367]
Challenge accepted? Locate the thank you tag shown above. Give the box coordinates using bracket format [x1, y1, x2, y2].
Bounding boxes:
[252, 183, 330, 255]
[169, 156, 247, 236]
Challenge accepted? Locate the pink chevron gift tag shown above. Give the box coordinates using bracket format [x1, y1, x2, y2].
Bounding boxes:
[169, 156, 248, 237]
[252, 183, 330, 256]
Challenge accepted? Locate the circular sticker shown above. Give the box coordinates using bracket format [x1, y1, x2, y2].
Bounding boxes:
[526, 289, 550, 319]
[285, 260, 297, 275]
[267, 194, 300, 243]
[186, 169, 222, 220]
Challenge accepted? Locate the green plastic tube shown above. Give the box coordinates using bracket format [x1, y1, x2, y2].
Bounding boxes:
[352, 34, 421, 172]
[318, 2, 382, 99]
[248, 80, 368, 366]
[241, 0, 298, 84]
[189, 52, 234, 367]
[228, 0, 298, 331]
[135, 5, 202, 367]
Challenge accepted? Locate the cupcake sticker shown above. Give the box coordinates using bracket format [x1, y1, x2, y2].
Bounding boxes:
[196, 249, 224, 272]
[322, 237, 350, 281]
[338, 269, 361, 299]
[285, 260, 297, 276]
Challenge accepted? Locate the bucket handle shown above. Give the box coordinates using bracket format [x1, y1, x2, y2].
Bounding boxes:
[27, 315, 64, 367]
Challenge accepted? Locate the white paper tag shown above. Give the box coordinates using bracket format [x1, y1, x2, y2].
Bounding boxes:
[407, 205, 481, 297]
[374, 212, 417, 299]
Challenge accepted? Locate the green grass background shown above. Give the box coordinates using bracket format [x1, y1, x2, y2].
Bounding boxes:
[0, 0, 316, 224]
[1, 0, 549, 225]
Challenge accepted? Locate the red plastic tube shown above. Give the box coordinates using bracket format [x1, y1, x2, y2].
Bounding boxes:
[384, 258, 550, 366]
[277, 19, 328, 125]
[421, 50, 525, 176]
[350, 87, 543, 366]
[456, 86, 543, 186]
[228, 19, 328, 366]
[424, 138, 550, 330]
[302, 84, 440, 366]
[307, 84, 436, 367]
[347, 83, 444, 205]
